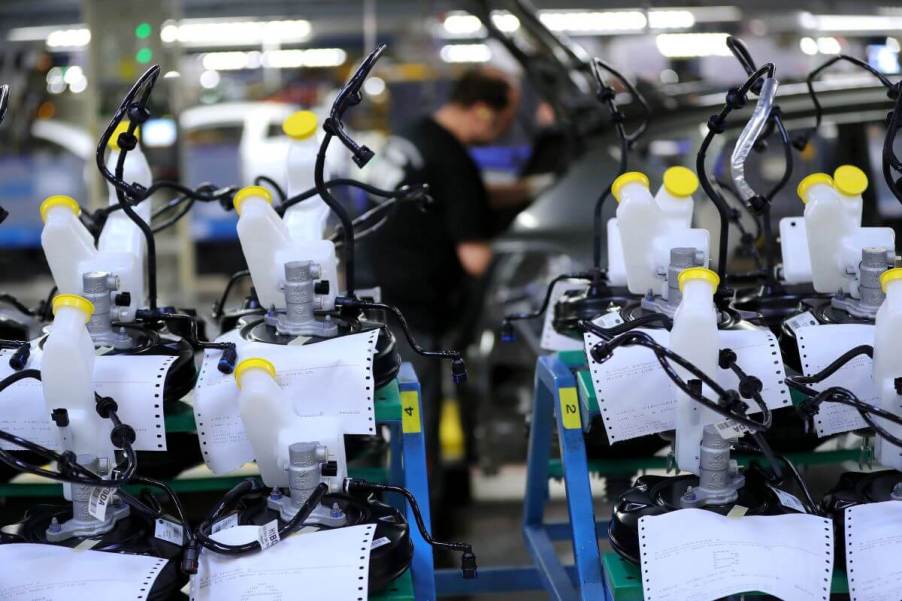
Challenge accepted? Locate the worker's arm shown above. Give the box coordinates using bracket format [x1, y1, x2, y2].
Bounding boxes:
[456, 241, 493, 277]
[486, 174, 555, 210]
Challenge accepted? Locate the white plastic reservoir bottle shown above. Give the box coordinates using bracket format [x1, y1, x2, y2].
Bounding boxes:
[42, 295, 113, 461]
[833, 164, 866, 227]
[235, 358, 297, 487]
[873, 268, 902, 470]
[234, 186, 293, 309]
[282, 111, 330, 242]
[654, 165, 698, 229]
[100, 121, 152, 253]
[799, 173, 848, 294]
[672, 267, 720, 474]
[613, 172, 657, 294]
[234, 185, 339, 311]
[40, 195, 96, 295]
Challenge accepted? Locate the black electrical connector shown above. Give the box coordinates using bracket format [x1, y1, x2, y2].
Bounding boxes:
[343, 478, 478, 579]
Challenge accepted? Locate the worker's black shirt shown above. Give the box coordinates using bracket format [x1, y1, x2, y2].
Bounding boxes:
[362, 116, 492, 334]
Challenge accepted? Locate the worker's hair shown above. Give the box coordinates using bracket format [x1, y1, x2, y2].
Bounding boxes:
[448, 69, 511, 110]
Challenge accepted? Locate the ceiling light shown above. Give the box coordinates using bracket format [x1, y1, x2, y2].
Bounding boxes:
[440, 43, 492, 63]
[799, 37, 819, 55]
[199, 70, 221, 89]
[539, 11, 647, 34]
[648, 10, 695, 30]
[816, 36, 842, 55]
[160, 18, 311, 47]
[363, 76, 387, 97]
[46, 28, 91, 49]
[802, 13, 902, 32]
[656, 33, 730, 58]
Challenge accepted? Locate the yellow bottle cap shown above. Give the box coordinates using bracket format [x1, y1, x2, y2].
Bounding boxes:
[233, 185, 273, 215]
[51, 294, 94, 321]
[796, 173, 833, 203]
[39, 195, 81, 223]
[282, 110, 318, 140]
[677, 266, 720, 293]
[880, 267, 902, 293]
[833, 165, 868, 197]
[611, 172, 650, 203]
[234, 357, 277, 388]
[662, 166, 699, 198]
[108, 121, 140, 151]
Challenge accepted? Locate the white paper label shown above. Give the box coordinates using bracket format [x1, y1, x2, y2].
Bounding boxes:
[87, 487, 114, 521]
[846, 500, 902, 601]
[211, 513, 239, 534]
[795, 324, 877, 436]
[639, 510, 833, 601]
[714, 418, 749, 440]
[768, 486, 807, 513]
[584, 327, 790, 443]
[371, 536, 391, 550]
[0, 543, 167, 601]
[784, 310, 818, 335]
[595, 311, 625, 329]
[257, 519, 280, 550]
[154, 518, 185, 546]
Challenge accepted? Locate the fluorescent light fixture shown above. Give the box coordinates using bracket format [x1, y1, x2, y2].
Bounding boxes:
[801, 12, 902, 32]
[648, 10, 695, 30]
[199, 48, 346, 71]
[263, 48, 347, 68]
[363, 76, 387, 97]
[46, 28, 91, 49]
[799, 36, 818, 55]
[440, 43, 492, 63]
[199, 70, 221, 89]
[656, 33, 730, 58]
[160, 18, 311, 47]
[800, 35, 842, 55]
[141, 118, 178, 147]
[441, 11, 520, 38]
[539, 10, 647, 34]
[817, 36, 842, 55]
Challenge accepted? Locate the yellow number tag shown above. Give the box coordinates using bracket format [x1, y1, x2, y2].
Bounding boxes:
[559, 387, 582, 430]
[400, 390, 421, 434]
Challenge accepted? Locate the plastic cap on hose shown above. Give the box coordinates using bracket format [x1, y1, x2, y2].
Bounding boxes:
[833, 165, 868, 197]
[282, 111, 318, 140]
[662, 166, 699, 198]
[880, 267, 902, 293]
[39, 195, 81, 223]
[52, 294, 94, 321]
[234, 357, 277, 388]
[108, 122, 140, 151]
[233, 186, 273, 215]
[796, 173, 833, 203]
[611, 172, 650, 203]
[677, 266, 720, 293]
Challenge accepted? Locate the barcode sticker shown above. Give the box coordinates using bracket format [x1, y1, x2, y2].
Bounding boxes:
[257, 519, 281, 550]
[212, 512, 239, 534]
[371, 536, 391, 550]
[784, 311, 817, 335]
[713, 418, 749, 440]
[155, 518, 185, 546]
[768, 486, 807, 513]
[595, 311, 625, 329]
[87, 487, 115, 520]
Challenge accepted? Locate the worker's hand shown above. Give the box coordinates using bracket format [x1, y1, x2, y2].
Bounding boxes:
[524, 173, 555, 197]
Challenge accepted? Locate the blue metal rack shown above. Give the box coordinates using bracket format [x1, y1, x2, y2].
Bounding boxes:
[522, 352, 611, 601]
[433, 351, 610, 599]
